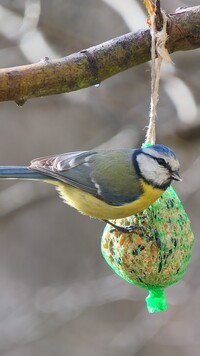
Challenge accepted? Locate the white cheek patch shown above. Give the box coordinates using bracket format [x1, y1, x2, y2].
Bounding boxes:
[136, 154, 169, 186]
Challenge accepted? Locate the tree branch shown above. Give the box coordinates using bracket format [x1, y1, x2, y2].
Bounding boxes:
[0, 5, 199, 104]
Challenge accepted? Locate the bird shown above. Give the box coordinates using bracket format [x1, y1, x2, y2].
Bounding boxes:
[0, 144, 181, 231]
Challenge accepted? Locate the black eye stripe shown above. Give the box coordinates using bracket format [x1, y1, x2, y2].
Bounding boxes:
[142, 152, 171, 171]
[157, 157, 168, 167]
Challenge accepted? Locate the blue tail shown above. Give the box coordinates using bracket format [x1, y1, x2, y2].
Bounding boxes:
[0, 166, 51, 180]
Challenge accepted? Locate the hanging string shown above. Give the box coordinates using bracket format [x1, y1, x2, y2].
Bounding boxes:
[145, 10, 171, 145]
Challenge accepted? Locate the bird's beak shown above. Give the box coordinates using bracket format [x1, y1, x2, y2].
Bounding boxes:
[171, 171, 182, 181]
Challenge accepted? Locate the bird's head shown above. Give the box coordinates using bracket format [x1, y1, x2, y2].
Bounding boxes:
[135, 144, 181, 190]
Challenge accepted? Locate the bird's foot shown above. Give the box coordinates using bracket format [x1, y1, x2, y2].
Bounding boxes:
[103, 219, 142, 234]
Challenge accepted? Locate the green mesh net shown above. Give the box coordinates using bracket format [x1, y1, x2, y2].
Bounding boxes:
[101, 186, 194, 313]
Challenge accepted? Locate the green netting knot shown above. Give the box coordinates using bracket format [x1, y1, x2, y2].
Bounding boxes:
[146, 288, 167, 313]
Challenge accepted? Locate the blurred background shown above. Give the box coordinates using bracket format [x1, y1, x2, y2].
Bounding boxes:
[0, 1, 200, 355]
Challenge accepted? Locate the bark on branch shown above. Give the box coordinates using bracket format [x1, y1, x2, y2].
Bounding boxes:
[0, 5, 200, 104]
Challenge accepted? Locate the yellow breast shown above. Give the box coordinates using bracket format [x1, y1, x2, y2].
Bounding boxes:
[48, 179, 164, 220]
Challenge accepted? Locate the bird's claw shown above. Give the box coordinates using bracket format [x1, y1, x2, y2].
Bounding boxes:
[103, 220, 142, 234]
[110, 224, 141, 234]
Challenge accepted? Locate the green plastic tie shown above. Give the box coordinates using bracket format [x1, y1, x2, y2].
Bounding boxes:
[146, 288, 167, 313]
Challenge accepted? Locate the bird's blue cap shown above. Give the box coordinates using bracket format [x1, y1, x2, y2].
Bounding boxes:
[146, 144, 177, 158]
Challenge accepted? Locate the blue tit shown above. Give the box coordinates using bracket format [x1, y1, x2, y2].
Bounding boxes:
[0, 144, 181, 228]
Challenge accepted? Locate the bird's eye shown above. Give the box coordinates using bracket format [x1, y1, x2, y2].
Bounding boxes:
[157, 158, 166, 166]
